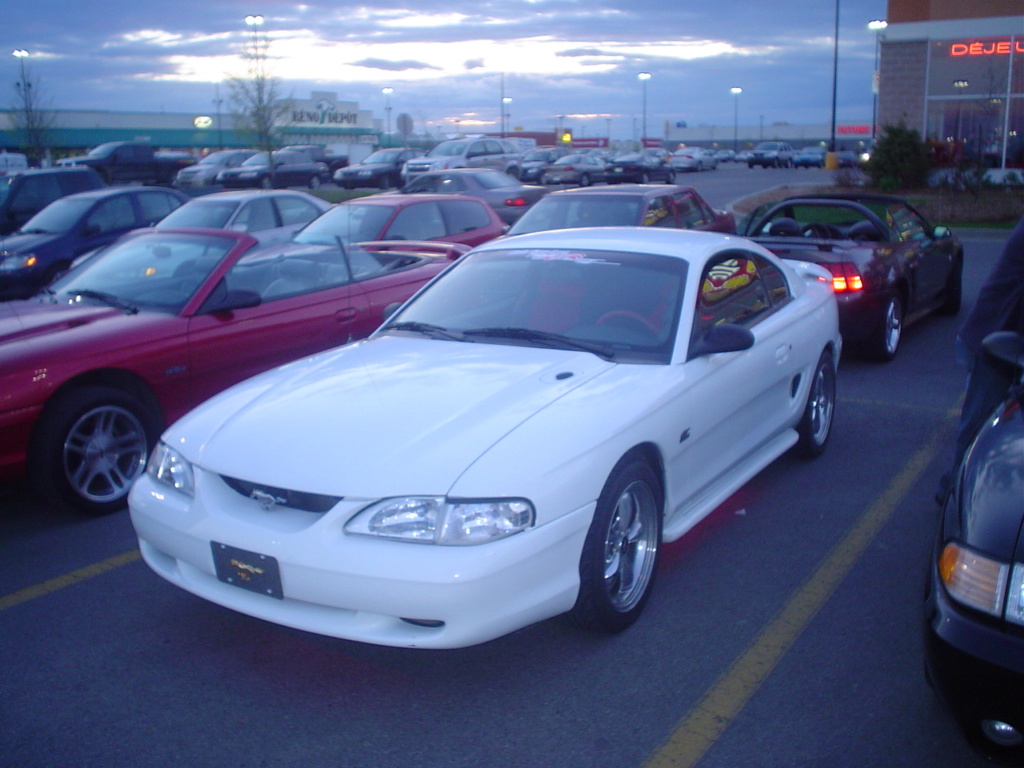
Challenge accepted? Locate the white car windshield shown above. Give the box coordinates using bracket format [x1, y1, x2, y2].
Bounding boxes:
[383, 247, 688, 364]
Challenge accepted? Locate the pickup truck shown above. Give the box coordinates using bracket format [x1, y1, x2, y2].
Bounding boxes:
[56, 141, 195, 185]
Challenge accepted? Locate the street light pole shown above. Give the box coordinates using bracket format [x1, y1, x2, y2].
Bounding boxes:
[638, 72, 651, 150]
[382, 87, 393, 147]
[730, 87, 742, 153]
[502, 97, 512, 138]
[868, 20, 887, 141]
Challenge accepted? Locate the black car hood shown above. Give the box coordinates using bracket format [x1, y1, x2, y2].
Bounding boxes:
[954, 394, 1024, 561]
[1, 232, 60, 253]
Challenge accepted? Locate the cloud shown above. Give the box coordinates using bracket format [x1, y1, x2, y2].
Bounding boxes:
[350, 58, 442, 72]
[464, 58, 485, 70]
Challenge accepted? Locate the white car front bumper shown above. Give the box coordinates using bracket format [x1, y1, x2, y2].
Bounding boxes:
[130, 473, 593, 649]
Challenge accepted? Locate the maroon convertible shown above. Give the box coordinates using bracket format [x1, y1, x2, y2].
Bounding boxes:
[743, 193, 963, 361]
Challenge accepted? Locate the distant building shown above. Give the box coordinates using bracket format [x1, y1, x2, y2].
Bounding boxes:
[1, 91, 380, 162]
[878, 0, 1022, 168]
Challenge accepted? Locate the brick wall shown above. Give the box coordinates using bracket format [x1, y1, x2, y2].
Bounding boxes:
[877, 41, 929, 136]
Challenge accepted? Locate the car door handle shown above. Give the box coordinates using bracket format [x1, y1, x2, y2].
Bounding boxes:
[335, 308, 359, 324]
[775, 344, 791, 364]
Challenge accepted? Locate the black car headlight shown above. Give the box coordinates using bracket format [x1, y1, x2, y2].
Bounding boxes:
[940, 542, 1009, 618]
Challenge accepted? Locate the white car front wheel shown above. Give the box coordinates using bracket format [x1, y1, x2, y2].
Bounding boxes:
[569, 457, 662, 633]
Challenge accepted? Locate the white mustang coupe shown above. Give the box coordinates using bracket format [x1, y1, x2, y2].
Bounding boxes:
[130, 227, 840, 649]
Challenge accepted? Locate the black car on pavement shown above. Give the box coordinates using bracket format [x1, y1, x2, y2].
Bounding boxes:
[925, 330, 1024, 765]
[334, 148, 423, 189]
[217, 150, 331, 190]
[605, 151, 675, 184]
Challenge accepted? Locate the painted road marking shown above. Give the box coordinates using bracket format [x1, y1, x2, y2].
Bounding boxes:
[0, 549, 140, 612]
[643, 415, 952, 768]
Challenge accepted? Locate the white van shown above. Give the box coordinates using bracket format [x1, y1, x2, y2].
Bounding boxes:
[0, 152, 29, 177]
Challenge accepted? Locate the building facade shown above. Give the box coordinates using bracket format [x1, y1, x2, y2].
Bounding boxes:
[877, 0, 1023, 168]
[1, 91, 381, 163]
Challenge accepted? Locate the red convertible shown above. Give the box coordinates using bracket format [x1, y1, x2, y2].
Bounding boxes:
[0, 228, 460, 514]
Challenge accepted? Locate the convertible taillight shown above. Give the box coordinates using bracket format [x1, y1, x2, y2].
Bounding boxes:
[826, 262, 864, 293]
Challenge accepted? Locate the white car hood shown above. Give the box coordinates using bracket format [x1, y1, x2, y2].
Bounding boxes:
[175, 335, 613, 498]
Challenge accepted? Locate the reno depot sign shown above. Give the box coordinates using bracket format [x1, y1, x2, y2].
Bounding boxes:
[950, 38, 1023, 57]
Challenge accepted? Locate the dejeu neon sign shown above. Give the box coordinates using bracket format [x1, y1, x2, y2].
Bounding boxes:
[950, 39, 1023, 57]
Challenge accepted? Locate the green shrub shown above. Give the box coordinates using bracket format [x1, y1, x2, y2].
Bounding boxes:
[866, 123, 931, 190]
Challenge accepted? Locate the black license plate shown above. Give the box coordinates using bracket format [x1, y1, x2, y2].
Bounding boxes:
[211, 542, 283, 600]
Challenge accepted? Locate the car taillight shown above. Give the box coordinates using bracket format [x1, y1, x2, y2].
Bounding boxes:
[826, 262, 864, 293]
[505, 197, 529, 207]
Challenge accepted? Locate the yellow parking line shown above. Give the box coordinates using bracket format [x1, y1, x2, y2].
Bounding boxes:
[0, 549, 140, 613]
[643, 422, 949, 768]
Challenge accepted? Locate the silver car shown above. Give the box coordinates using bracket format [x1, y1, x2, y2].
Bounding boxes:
[156, 190, 331, 245]
[403, 138, 522, 182]
[173, 149, 258, 188]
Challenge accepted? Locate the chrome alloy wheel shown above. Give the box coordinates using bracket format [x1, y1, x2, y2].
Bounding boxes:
[603, 479, 660, 612]
[62, 404, 148, 504]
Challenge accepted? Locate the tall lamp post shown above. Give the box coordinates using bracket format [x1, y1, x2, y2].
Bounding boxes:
[730, 87, 742, 152]
[502, 97, 512, 137]
[868, 20, 887, 141]
[638, 72, 651, 149]
[953, 79, 969, 149]
[382, 86, 393, 146]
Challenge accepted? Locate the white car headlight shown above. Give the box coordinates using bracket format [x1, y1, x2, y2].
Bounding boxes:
[146, 441, 195, 498]
[346, 497, 534, 545]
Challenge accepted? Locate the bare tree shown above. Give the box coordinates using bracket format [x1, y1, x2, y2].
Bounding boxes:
[226, 16, 291, 164]
[11, 51, 55, 166]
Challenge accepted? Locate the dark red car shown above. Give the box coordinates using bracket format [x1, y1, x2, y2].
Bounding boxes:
[296, 193, 506, 248]
[0, 228, 461, 514]
[506, 184, 736, 236]
[743, 193, 963, 361]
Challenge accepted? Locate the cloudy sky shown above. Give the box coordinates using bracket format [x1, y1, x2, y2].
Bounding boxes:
[5, 0, 889, 139]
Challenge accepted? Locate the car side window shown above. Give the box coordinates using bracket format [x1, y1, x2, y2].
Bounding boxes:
[386, 201, 447, 240]
[441, 200, 492, 234]
[643, 196, 677, 228]
[137, 191, 183, 225]
[87, 195, 137, 234]
[675, 192, 710, 228]
[276, 196, 322, 227]
[483, 140, 504, 156]
[11, 175, 62, 213]
[222, 249, 353, 303]
[691, 250, 779, 347]
[237, 197, 278, 231]
[886, 203, 928, 241]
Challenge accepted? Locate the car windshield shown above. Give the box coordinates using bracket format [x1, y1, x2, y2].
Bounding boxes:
[158, 200, 237, 229]
[362, 150, 402, 164]
[613, 153, 642, 162]
[293, 203, 392, 245]
[472, 170, 516, 189]
[196, 151, 236, 165]
[523, 150, 555, 162]
[426, 141, 468, 158]
[554, 155, 586, 166]
[383, 246, 687, 364]
[85, 142, 122, 157]
[18, 197, 96, 234]
[756, 143, 782, 150]
[46, 233, 234, 313]
[508, 196, 642, 235]
[0, 176, 14, 206]
[241, 153, 271, 167]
